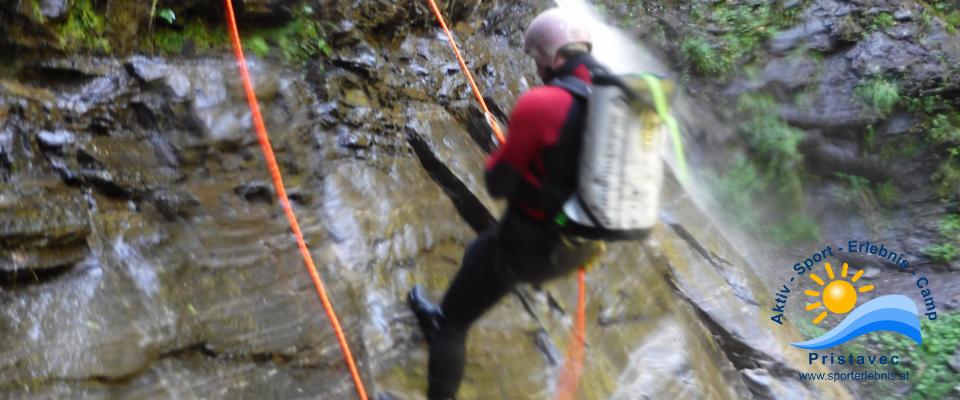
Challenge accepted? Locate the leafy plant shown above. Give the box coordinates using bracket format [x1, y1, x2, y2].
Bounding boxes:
[681, 36, 728, 77]
[865, 12, 895, 35]
[241, 8, 333, 63]
[770, 214, 821, 244]
[875, 181, 899, 208]
[158, 8, 176, 25]
[149, 2, 332, 63]
[706, 93, 819, 244]
[713, 156, 764, 229]
[737, 94, 805, 175]
[870, 312, 960, 399]
[855, 79, 900, 115]
[56, 0, 110, 53]
[904, 94, 945, 115]
[923, 243, 960, 263]
[923, 213, 960, 263]
[929, 113, 960, 145]
[247, 36, 270, 57]
[677, 1, 804, 78]
[939, 213, 960, 236]
[933, 148, 960, 198]
[712, 156, 819, 244]
[835, 172, 872, 207]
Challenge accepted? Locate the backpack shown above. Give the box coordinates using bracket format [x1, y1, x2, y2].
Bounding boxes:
[552, 72, 680, 241]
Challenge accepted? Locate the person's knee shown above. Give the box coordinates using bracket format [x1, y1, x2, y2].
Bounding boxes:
[464, 229, 497, 259]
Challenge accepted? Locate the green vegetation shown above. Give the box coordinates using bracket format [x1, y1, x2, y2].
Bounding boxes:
[904, 94, 946, 115]
[869, 312, 960, 399]
[713, 156, 763, 229]
[922, 213, 960, 263]
[832, 172, 900, 211]
[929, 113, 960, 145]
[149, 4, 331, 64]
[864, 12, 896, 35]
[835, 172, 872, 207]
[902, 95, 960, 198]
[247, 36, 271, 58]
[737, 94, 805, 176]
[924, 243, 960, 262]
[711, 94, 819, 244]
[679, 1, 805, 78]
[855, 79, 900, 115]
[923, 113, 960, 198]
[713, 156, 820, 244]
[681, 36, 728, 77]
[150, 20, 226, 54]
[28, 0, 44, 22]
[932, 149, 960, 198]
[157, 8, 176, 25]
[929, 0, 960, 34]
[242, 7, 334, 63]
[55, 0, 110, 53]
[875, 181, 899, 208]
[947, 11, 960, 33]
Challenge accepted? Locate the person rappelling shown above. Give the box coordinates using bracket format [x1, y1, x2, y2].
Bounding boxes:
[408, 7, 680, 399]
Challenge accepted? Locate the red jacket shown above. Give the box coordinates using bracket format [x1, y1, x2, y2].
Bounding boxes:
[484, 63, 593, 221]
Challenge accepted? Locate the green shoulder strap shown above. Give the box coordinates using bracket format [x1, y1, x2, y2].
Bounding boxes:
[639, 74, 688, 182]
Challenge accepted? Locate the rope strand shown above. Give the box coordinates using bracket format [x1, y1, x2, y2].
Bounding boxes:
[223, 1, 368, 399]
[425, 0, 507, 143]
[425, 1, 589, 399]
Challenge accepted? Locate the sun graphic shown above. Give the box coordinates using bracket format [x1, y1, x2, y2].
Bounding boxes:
[804, 262, 875, 324]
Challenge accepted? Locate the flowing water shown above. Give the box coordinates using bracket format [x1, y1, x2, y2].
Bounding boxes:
[0, 2, 859, 399]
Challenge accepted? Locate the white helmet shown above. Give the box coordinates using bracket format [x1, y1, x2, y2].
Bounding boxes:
[523, 8, 592, 68]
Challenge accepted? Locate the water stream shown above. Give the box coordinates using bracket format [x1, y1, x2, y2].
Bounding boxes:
[0, 2, 859, 399]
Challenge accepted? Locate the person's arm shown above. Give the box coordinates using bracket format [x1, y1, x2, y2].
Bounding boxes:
[484, 92, 545, 198]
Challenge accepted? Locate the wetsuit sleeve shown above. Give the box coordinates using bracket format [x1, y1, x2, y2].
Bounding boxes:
[484, 93, 544, 198]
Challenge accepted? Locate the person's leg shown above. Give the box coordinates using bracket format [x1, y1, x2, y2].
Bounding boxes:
[427, 230, 513, 399]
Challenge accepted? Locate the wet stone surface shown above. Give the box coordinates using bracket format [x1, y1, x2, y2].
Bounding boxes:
[0, 1, 871, 399]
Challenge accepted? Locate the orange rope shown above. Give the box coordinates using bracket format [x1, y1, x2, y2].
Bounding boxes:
[425, 2, 589, 399]
[223, 1, 367, 399]
[425, 0, 506, 144]
[555, 269, 586, 400]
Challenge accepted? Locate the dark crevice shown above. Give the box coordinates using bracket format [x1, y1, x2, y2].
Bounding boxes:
[445, 103, 505, 154]
[598, 313, 650, 327]
[545, 291, 567, 316]
[683, 299, 795, 400]
[33, 341, 333, 389]
[16, 66, 96, 90]
[406, 129, 495, 232]
[533, 329, 561, 366]
[0, 263, 75, 288]
[511, 287, 562, 366]
[664, 217, 759, 306]
[650, 248, 806, 400]
[511, 287, 542, 324]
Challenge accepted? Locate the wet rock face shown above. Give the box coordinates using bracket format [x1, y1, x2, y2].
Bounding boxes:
[622, 0, 960, 273]
[0, 2, 856, 400]
[0, 185, 90, 275]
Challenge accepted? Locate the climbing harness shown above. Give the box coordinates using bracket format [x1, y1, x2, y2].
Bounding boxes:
[425, 1, 590, 398]
[223, 1, 368, 399]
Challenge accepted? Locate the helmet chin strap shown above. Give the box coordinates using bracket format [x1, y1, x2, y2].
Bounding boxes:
[539, 66, 559, 84]
[541, 52, 599, 84]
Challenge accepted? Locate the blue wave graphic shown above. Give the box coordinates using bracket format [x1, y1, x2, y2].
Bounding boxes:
[791, 294, 922, 350]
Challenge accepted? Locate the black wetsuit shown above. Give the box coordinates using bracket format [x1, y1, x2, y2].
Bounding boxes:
[427, 55, 602, 399]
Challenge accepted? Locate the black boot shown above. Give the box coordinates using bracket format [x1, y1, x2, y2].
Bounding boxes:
[407, 285, 444, 343]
